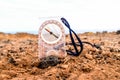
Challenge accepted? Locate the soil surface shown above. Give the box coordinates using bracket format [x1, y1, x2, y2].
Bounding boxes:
[0, 32, 120, 80]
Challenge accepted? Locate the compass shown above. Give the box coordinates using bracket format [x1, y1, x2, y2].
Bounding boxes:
[39, 19, 66, 59]
[41, 22, 62, 44]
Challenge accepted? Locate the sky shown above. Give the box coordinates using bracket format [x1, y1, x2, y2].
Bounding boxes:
[0, 0, 120, 34]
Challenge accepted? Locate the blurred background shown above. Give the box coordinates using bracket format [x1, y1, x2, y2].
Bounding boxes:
[0, 0, 120, 34]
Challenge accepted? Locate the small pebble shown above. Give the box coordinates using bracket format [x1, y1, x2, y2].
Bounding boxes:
[58, 65, 69, 69]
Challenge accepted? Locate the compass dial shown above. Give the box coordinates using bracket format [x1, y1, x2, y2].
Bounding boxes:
[41, 21, 62, 44]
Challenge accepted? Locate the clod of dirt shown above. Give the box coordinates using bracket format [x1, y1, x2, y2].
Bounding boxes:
[19, 47, 24, 52]
[84, 53, 93, 60]
[100, 42, 105, 45]
[2, 39, 11, 43]
[110, 48, 120, 52]
[118, 41, 120, 44]
[81, 64, 93, 73]
[8, 57, 16, 65]
[8, 50, 17, 53]
[116, 30, 120, 34]
[94, 44, 102, 50]
[37, 55, 61, 69]
[0, 46, 3, 48]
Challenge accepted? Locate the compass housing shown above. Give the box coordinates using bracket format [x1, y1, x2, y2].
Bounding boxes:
[39, 19, 66, 59]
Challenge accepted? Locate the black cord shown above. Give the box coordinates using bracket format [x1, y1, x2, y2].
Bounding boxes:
[61, 17, 101, 56]
[66, 41, 102, 50]
[61, 18, 83, 56]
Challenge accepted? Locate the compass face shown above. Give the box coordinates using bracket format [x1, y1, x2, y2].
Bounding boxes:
[40, 20, 63, 45]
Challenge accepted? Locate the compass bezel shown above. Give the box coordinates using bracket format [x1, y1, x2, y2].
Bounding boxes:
[39, 20, 64, 46]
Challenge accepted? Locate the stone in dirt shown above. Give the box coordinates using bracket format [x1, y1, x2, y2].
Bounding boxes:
[37, 55, 61, 69]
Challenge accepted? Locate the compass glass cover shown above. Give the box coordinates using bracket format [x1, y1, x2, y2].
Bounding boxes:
[41, 23, 62, 44]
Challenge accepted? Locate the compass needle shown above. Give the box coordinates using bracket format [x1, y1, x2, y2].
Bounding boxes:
[45, 28, 59, 39]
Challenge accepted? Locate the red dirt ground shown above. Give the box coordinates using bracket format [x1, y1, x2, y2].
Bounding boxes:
[0, 32, 120, 80]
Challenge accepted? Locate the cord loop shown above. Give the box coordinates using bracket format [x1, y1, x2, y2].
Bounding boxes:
[61, 17, 83, 56]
